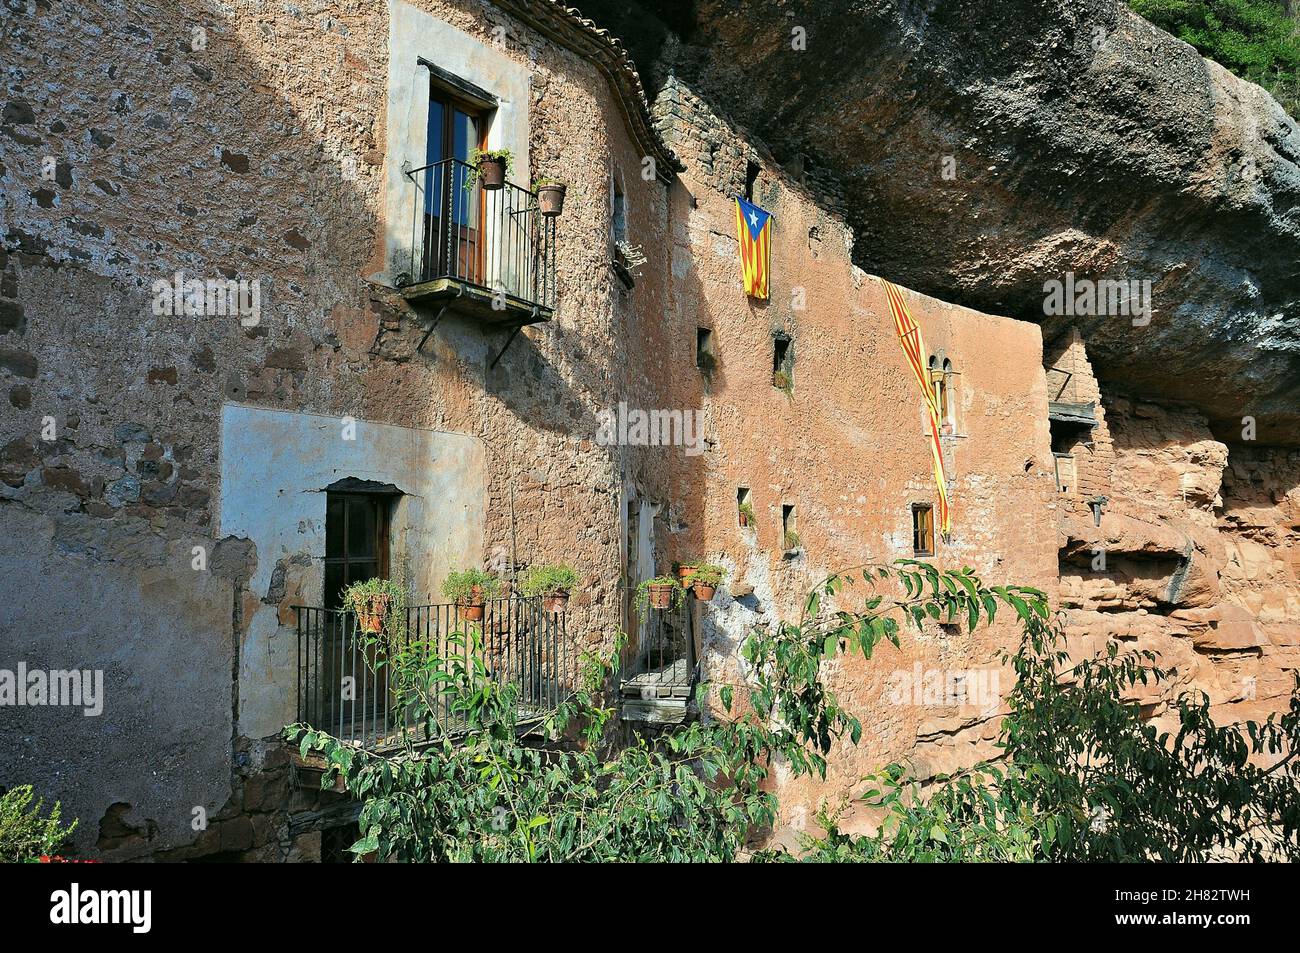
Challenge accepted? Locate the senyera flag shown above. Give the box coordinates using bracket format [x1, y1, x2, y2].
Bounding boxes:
[881, 277, 951, 536]
[734, 196, 771, 299]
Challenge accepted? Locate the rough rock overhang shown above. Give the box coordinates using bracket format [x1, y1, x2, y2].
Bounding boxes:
[572, 0, 1300, 444]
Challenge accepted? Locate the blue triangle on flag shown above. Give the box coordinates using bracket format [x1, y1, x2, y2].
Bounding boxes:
[737, 197, 771, 241]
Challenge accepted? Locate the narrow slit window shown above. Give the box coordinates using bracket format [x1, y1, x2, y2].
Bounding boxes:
[782, 504, 798, 550]
[773, 335, 791, 389]
[696, 327, 715, 370]
[611, 176, 627, 245]
[737, 487, 752, 528]
[744, 161, 761, 202]
[912, 504, 934, 556]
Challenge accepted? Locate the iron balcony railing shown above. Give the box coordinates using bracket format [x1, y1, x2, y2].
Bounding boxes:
[401, 157, 556, 313]
[294, 596, 574, 750]
[620, 595, 698, 702]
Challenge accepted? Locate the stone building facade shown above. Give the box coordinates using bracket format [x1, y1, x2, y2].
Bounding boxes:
[1, 0, 1294, 860]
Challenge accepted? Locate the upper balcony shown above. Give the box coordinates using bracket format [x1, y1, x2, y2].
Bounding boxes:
[396, 158, 557, 327]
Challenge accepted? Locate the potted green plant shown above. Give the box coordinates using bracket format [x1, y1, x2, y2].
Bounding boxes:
[519, 563, 578, 614]
[534, 178, 567, 217]
[340, 577, 407, 636]
[738, 501, 756, 529]
[468, 147, 514, 191]
[691, 564, 725, 600]
[441, 568, 503, 621]
[674, 559, 700, 587]
[636, 575, 682, 612]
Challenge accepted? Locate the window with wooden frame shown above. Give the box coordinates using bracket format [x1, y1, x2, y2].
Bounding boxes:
[420, 82, 489, 285]
[911, 503, 935, 556]
[324, 492, 393, 610]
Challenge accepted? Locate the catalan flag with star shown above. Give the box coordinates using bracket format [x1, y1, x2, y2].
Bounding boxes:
[734, 196, 771, 299]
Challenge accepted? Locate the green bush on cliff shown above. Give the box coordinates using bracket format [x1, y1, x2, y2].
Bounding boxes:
[286, 561, 1300, 862]
[0, 785, 77, 862]
[1131, 0, 1300, 114]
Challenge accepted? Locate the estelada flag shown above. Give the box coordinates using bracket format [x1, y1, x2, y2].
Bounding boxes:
[734, 197, 771, 299]
[881, 277, 951, 536]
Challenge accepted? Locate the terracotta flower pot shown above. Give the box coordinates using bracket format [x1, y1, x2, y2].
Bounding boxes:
[542, 590, 570, 614]
[478, 157, 506, 190]
[357, 593, 390, 634]
[676, 564, 698, 585]
[693, 582, 717, 601]
[739, 512, 750, 527]
[459, 584, 485, 621]
[537, 183, 566, 217]
[647, 583, 675, 610]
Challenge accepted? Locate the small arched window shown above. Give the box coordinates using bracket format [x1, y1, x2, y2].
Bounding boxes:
[941, 358, 955, 433]
[928, 355, 949, 431]
[927, 354, 959, 434]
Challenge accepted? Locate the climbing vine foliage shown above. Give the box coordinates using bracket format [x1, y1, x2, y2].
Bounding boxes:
[286, 561, 1300, 862]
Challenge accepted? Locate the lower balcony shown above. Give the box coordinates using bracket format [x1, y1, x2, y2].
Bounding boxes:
[293, 595, 574, 752]
[620, 599, 699, 724]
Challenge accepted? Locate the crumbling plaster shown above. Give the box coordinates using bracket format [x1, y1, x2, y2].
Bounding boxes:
[218, 402, 485, 738]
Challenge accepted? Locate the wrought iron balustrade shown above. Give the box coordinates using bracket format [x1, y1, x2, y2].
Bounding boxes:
[294, 596, 573, 750]
[620, 595, 698, 722]
[400, 157, 556, 314]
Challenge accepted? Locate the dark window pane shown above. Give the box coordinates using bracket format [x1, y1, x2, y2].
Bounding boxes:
[347, 498, 376, 557]
[346, 561, 379, 587]
[424, 99, 444, 215]
[325, 496, 344, 558]
[427, 100, 445, 161]
[324, 563, 344, 611]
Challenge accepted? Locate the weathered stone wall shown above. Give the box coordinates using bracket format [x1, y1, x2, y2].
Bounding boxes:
[651, 79, 1061, 841]
[1044, 326, 1116, 500]
[11, 0, 1287, 864]
[1056, 353, 1300, 735]
[0, 0, 669, 858]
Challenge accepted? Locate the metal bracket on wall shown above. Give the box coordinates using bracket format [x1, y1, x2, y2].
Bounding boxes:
[416, 294, 460, 353]
[489, 319, 528, 370]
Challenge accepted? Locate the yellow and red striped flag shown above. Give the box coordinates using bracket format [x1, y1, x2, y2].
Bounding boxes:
[734, 197, 771, 299]
[881, 277, 951, 536]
